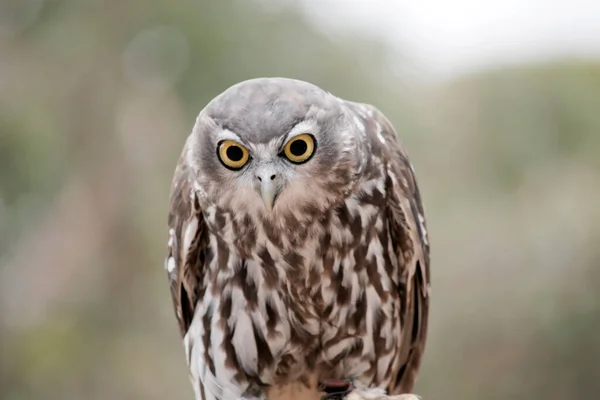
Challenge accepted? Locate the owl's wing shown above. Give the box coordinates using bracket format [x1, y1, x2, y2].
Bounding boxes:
[165, 153, 207, 338]
[362, 105, 431, 394]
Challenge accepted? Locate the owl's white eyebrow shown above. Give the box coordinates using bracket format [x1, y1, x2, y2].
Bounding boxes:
[217, 129, 245, 145]
[281, 120, 318, 145]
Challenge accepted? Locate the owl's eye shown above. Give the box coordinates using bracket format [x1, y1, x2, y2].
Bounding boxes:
[283, 134, 315, 164]
[218, 140, 250, 170]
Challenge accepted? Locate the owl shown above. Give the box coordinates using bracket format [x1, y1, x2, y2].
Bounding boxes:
[164, 78, 430, 400]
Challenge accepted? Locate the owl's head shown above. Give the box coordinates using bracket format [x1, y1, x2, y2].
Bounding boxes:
[185, 78, 367, 222]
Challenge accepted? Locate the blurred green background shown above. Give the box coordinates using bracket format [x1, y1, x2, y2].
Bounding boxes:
[1, 1, 599, 399]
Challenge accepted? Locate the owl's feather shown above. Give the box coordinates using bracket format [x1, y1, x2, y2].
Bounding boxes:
[164, 78, 430, 400]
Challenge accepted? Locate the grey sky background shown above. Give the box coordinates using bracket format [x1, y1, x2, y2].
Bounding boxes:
[300, 0, 600, 81]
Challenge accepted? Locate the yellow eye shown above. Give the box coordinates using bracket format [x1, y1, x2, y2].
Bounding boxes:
[218, 140, 249, 169]
[283, 134, 315, 163]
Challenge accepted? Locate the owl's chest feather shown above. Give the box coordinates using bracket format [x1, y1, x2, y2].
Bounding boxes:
[194, 174, 400, 388]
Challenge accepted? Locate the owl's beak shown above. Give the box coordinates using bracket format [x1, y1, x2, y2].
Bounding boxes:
[256, 168, 282, 212]
[259, 179, 280, 212]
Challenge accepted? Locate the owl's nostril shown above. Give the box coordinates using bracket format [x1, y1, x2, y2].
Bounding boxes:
[256, 172, 277, 183]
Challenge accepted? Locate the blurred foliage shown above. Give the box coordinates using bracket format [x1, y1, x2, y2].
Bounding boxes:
[415, 60, 600, 400]
[1, 1, 599, 400]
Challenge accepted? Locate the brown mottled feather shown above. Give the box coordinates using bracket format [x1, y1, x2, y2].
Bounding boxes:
[166, 158, 206, 338]
[363, 105, 430, 394]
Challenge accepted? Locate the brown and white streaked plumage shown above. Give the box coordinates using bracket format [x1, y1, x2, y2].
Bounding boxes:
[164, 78, 430, 400]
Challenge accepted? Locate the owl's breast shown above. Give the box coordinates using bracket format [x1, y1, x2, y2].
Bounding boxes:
[195, 172, 400, 387]
[305, 183, 402, 386]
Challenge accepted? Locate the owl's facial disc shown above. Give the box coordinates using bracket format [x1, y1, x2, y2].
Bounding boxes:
[209, 122, 321, 213]
[196, 78, 360, 218]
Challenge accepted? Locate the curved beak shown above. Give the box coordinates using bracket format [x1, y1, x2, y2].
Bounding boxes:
[255, 165, 282, 212]
[260, 179, 279, 212]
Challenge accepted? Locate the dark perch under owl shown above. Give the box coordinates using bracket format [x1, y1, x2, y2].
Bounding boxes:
[164, 78, 430, 400]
